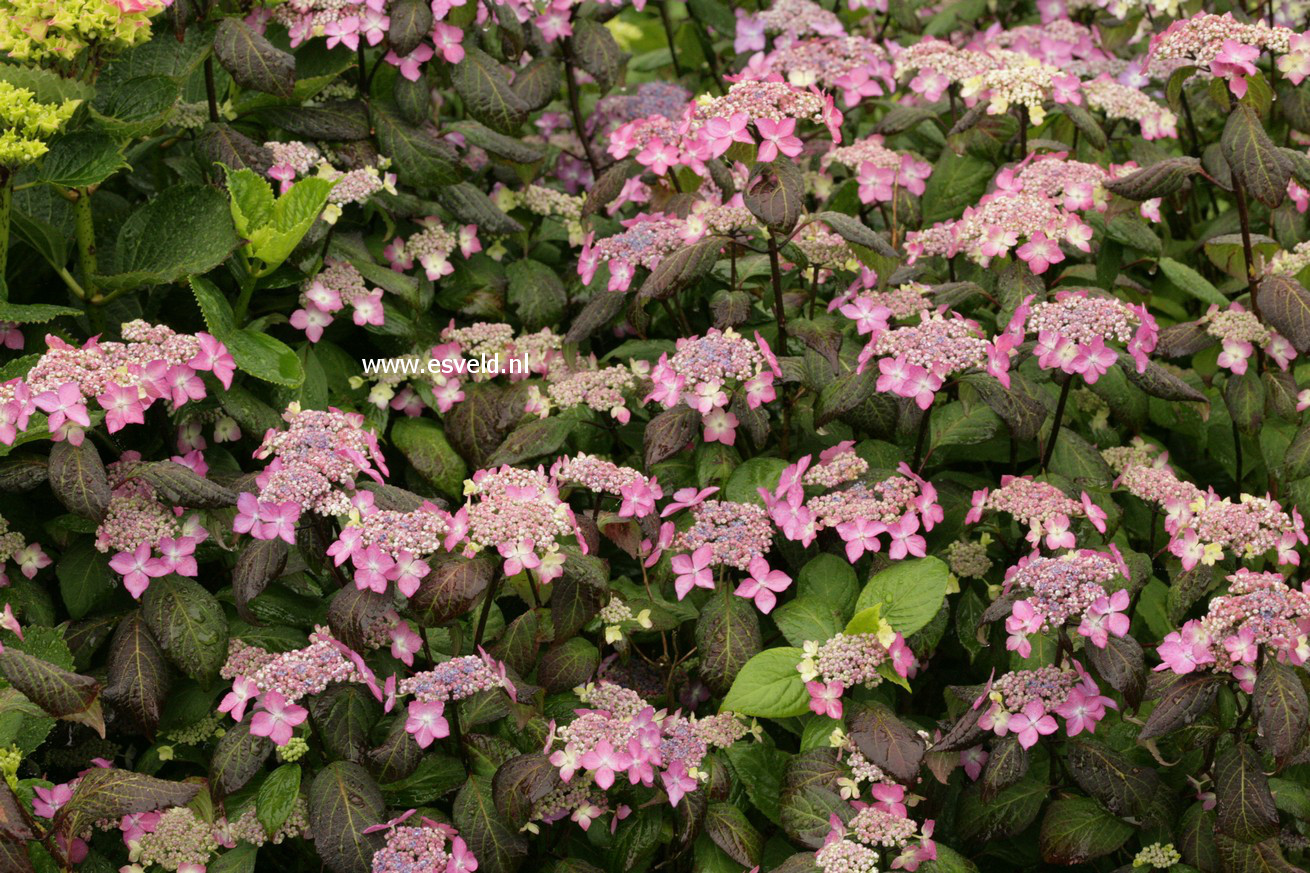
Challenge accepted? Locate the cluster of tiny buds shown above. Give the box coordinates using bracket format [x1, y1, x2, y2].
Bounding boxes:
[1133, 842, 1182, 869]
[967, 475, 1106, 550]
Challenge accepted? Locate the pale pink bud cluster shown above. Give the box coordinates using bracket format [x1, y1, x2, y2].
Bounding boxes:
[1156, 569, 1310, 690]
[544, 682, 746, 817]
[457, 465, 581, 580]
[1167, 490, 1306, 571]
[905, 189, 1093, 277]
[966, 475, 1107, 549]
[748, 0, 845, 39]
[398, 651, 513, 704]
[817, 804, 937, 873]
[894, 39, 998, 100]
[552, 453, 661, 518]
[796, 631, 915, 719]
[646, 328, 780, 446]
[537, 364, 639, 424]
[1081, 76, 1178, 140]
[292, 258, 384, 342]
[384, 218, 468, 282]
[822, 136, 932, 205]
[1005, 289, 1158, 381]
[672, 499, 774, 570]
[1266, 240, 1310, 278]
[237, 405, 388, 545]
[958, 51, 1080, 125]
[857, 309, 1006, 409]
[1202, 302, 1296, 374]
[977, 664, 1115, 747]
[1001, 549, 1131, 656]
[0, 320, 233, 447]
[135, 806, 218, 871]
[802, 444, 869, 489]
[246, 626, 360, 703]
[1151, 13, 1298, 98]
[742, 36, 895, 108]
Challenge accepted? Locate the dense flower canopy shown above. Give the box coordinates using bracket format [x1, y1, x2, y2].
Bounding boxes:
[0, 0, 1309, 873]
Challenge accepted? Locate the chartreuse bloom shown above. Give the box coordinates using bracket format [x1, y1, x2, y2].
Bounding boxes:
[0, 0, 170, 63]
[0, 81, 78, 167]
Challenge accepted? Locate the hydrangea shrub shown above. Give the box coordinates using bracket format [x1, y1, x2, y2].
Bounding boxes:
[0, 0, 1307, 872]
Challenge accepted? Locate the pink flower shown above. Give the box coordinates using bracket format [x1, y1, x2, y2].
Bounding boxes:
[661, 760, 698, 807]
[1080, 492, 1107, 533]
[1223, 627, 1259, 664]
[619, 479, 661, 519]
[33, 783, 72, 818]
[807, 680, 844, 719]
[15, 544, 50, 579]
[1210, 39, 1260, 97]
[1078, 589, 1130, 648]
[386, 44, 434, 81]
[1155, 620, 1215, 673]
[498, 538, 540, 577]
[219, 676, 259, 722]
[703, 114, 753, 158]
[754, 117, 802, 162]
[405, 700, 450, 749]
[98, 383, 145, 432]
[1015, 233, 1064, 275]
[661, 486, 718, 517]
[734, 556, 792, 613]
[432, 22, 466, 62]
[109, 545, 168, 599]
[260, 501, 301, 545]
[1054, 685, 1115, 736]
[389, 621, 423, 666]
[671, 545, 714, 600]
[447, 836, 478, 873]
[1007, 701, 1058, 749]
[250, 692, 308, 746]
[1043, 513, 1076, 550]
[838, 517, 885, 562]
[960, 746, 988, 781]
[34, 383, 91, 433]
[579, 739, 631, 790]
[1070, 338, 1116, 383]
[636, 137, 680, 176]
[703, 408, 738, 445]
[886, 513, 926, 560]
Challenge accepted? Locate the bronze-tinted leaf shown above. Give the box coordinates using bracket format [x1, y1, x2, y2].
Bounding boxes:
[1138, 672, 1220, 739]
[565, 290, 627, 344]
[136, 460, 238, 507]
[847, 703, 926, 784]
[453, 776, 528, 873]
[104, 613, 167, 737]
[744, 158, 804, 234]
[214, 18, 295, 98]
[1253, 659, 1309, 764]
[1066, 739, 1159, 817]
[234, 537, 289, 624]
[705, 803, 763, 866]
[1259, 274, 1310, 353]
[408, 553, 494, 626]
[570, 20, 626, 93]
[637, 236, 723, 301]
[1216, 743, 1279, 844]
[212, 720, 273, 795]
[492, 753, 560, 828]
[582, 158, 641, 218]
[451, 46, 529, 134]
[0, 648, 102, 736]
[1086, 633, 1146, 708]
[387, 0, 433, 56]
[979, 735, 1029, 802]
[1103, 156, 1203, 200]
[311, 684, 381, 764]
[643, 405, 699, 468]
[695, 594, 761, 695]
[1222, 104, 1291, 207]
[54, 768, 198, 842]
[48, 439, 110, 521]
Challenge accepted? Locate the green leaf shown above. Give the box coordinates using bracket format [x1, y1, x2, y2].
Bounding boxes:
[88, 75, 179, 139]
[720, 647, 810, 717]
[390, 417, 467, 497]
[453, 776, 528, 873]
[854, 557, 950, 637]
[0, 64, 93, 104]
[37, 132, 128, 188]
[922, 151, 994, 224]
[724, 457, 789, 506]
[773, 597, 843, 648]
[190, 276, 304, 387]
[308, 762, 387, 873]
[55, 540, 115, 620]
[1038, 796, 1133, 864]
[506, 259, 566, 329]
[225, 169, 333, 273]
[704, 803, 763, 867]
[141, 574, 229, 684]
[214, 18, 296, 98]
[1159, 257, 1228, 306]
[100, 185, 239, 290]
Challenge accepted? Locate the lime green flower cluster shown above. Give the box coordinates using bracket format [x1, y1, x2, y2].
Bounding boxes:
[0, 0, 168, 63]
[0, 81, 78, 166]
[0, 744, 20, 792]
[276, 736, 309, 762]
